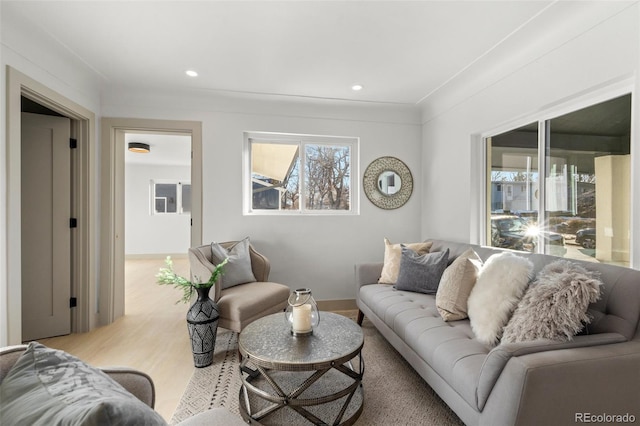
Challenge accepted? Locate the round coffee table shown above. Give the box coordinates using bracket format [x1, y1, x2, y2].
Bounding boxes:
[238, 312, 364, 425]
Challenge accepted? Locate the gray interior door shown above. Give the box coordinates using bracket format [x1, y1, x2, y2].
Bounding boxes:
[21, 112, 72, 341]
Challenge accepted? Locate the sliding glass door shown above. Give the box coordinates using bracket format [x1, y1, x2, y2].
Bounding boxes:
[486, 94, 631, 267]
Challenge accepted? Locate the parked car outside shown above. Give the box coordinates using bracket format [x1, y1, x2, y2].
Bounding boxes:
[575, 228, 596, 248]
[491, 215, 536, 252]
[491, 215, 565, 253]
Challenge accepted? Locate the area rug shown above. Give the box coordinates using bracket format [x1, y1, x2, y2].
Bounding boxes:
[170, 319, 464, 425]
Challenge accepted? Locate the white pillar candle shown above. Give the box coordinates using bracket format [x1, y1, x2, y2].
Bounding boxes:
[292, 304, 312, 333]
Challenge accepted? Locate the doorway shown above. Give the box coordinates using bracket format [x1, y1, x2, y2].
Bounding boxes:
[100, 118, 202, 324]
[5, 67, 96, 346]
[124, 132, 192, 313]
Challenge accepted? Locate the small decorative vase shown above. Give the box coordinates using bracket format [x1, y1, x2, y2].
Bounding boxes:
[186, 286, 219, 367]
[285, 288, 320, 337]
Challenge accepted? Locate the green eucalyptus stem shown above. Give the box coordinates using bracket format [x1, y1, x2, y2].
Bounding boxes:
[156, 256, 228, 304]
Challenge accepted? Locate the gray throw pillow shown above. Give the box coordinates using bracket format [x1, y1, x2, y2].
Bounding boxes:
[395, 248, 449, 294]
[502, 260, 603, 343]
[210, 237, 257, 289]
[0, 342, 167, 426]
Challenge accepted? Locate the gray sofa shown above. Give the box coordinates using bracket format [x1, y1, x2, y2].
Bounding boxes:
[0, 345, 246, 426]
[356, 239, 640, 426]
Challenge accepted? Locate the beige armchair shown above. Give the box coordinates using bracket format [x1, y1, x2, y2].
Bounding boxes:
[188, 241, 290, 333]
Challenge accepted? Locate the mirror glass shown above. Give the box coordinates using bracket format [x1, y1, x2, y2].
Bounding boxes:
[378, 171, 401, 195]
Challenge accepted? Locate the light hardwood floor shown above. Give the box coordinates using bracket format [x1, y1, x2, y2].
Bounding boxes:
[41, 257, 194, 421]
[40, 257, 358, 422]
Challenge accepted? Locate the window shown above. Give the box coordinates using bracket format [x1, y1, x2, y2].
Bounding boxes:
[151, 180, 191, 214]
[245, 132, 358, 214]
[485, 94, 631, 267]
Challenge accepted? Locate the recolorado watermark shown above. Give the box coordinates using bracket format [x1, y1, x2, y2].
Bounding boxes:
[575, 413, 636, 423]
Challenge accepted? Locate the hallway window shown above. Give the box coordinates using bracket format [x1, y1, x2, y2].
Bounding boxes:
[152, 180, 191, 214]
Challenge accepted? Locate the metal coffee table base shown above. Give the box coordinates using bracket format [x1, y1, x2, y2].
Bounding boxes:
[239, 353, 364, 425]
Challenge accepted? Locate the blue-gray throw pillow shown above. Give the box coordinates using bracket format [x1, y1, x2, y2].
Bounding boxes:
[210, 237, 257, 289]
[0, 342, 167, 426]
[395, 248, 450, 294]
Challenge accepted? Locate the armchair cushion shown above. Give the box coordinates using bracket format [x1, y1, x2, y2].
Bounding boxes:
[210, 237, 256, 289]
[0, 342, 167, 426]
[218, 281, 291, 329]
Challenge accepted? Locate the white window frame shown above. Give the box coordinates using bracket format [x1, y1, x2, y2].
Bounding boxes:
[243, 131, 359, 215]
[472, 79, 635, 266]
[150, 179, 192, 215]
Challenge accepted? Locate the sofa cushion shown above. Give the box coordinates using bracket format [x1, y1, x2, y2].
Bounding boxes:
[0, 342, 167, 426]
[436, 248, 483, 321]
[359, 284, 491, 409]
[502, 260, 603, 343]
[211, 237, 256, 289]
[379, 238, 433, 284]
[396, 248, 449, 294]
[467, 252, 533, 346]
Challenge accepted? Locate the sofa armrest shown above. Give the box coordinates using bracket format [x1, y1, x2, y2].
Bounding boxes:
[355, 263, 383, 289]
[481, 340, 640, 426]
[0, 345, 28, 384]
[101, 367, 156, 408]
[1, 346, 156, 409]
[477, 333, 628, 410]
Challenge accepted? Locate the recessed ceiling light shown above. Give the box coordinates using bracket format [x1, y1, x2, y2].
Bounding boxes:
[185, 70, 198, 77]
[351, 84, 363, 91]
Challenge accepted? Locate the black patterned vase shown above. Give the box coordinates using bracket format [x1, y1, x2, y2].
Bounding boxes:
[186, 286, 219, 368]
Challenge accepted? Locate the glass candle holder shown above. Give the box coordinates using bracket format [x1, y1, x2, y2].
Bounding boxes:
[285, 288, 320, 336]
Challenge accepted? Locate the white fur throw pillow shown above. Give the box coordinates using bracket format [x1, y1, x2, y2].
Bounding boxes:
[501, 260, 603, 343]
[467, 252, 533, 346]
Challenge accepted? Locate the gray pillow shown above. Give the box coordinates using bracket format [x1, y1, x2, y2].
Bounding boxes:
[502, 260, 603, 343]
[0, 342, 167, 426]
[395, 248, 449, 294]
[210, 237, 257, 289]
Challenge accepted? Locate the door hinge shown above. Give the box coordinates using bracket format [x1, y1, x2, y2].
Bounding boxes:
[70, 138, 78, 149]
[70, 297, 77, 308]
[70, 218, 78, 228]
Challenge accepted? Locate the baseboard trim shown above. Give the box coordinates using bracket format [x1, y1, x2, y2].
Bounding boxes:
[125, 253, 188, 260]
[317, 299, 357, 311]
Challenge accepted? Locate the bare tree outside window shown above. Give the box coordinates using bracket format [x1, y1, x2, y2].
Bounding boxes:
[304, 145, 350, 210]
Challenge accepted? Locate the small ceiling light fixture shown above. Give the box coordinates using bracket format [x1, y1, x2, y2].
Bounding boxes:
[351, 84, 363, 91]
[185, 70, 198, 77]
[128, 142, 151, 153]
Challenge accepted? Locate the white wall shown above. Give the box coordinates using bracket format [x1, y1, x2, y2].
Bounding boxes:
[420, 2, 640, 270]
[1, 6, 103, 345]
[1, 1, 420, 344]
[104, 92, 422, 301]
[125, 164, 191, 255]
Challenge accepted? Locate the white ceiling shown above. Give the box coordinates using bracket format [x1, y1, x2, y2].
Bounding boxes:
[125, 132, 191, 166]
[3, 0, 564, 105]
